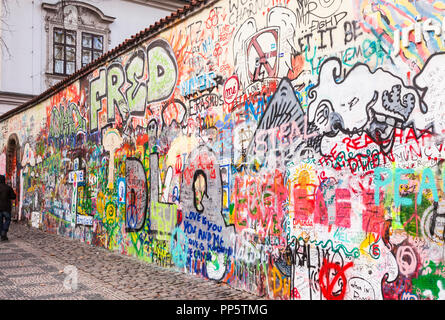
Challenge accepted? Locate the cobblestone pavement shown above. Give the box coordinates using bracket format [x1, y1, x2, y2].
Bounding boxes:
[2, 221, 260, 300]
[0, 240, 133, 300]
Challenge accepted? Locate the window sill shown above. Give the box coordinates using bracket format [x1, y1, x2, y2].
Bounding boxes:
[44, 72, 74, 90]
[45, 72, 72, 78]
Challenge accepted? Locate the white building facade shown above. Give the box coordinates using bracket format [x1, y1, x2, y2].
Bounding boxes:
[0, 0, 187, 114]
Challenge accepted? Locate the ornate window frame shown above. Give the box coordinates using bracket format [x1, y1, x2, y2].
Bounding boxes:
[42, 1, 115, 88]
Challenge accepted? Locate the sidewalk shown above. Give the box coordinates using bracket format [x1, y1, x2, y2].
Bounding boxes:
[1, 221, 260, 300]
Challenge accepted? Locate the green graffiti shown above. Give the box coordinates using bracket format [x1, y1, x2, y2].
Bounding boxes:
[50, 102, 86, 140]
[107, 64, 126, 122]
[310, 238, 361, 259]
[412, 261, 445, 300]
[126, 50, 147, 114]
[399, 193, 431, 237]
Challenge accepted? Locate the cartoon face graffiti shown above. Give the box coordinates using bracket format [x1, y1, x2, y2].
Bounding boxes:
[307, 58, 427, 155]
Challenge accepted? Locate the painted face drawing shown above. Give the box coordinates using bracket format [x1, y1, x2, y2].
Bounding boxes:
[193, 170, 207, 213]
[307, 58, 426, 155]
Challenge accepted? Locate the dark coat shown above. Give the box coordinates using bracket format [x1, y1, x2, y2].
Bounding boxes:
[0, 183, 16, 213]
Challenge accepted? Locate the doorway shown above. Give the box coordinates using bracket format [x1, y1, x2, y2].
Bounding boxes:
[6, 134, 20, 221]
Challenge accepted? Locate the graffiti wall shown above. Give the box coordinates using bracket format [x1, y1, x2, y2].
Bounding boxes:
[2, 0, 445, 300]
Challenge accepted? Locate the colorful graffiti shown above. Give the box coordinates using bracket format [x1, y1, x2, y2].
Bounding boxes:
[2, 0, 445, 300]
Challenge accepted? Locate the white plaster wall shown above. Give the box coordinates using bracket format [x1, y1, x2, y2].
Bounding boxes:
[0, 0, 39, 95]
[101, 0, 172, 48]
[0, 0, 173, 97]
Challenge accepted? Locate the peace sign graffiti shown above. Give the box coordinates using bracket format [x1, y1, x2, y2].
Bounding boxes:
[246, 28, 279, 82]
[319, 259, 354, 300]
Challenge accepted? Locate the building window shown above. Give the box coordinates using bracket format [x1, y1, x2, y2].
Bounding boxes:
[53, 28, 76, 75]
[81, 33, 104, 67]
[43, 1, 115, 88]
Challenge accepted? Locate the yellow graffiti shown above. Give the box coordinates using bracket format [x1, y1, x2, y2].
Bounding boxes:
[269, 265, 290, 299]
[97, 191, 105, 218]
[359, 233, 377, 258]
[105, 203, 116, 225]
[151, 202, 177, 242]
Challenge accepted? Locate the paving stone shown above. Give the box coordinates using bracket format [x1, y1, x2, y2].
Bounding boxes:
[9, 274, 57, 286]
[82, 293, 105, 300]
[1, 266, 45, 276]
[2, 221, 261, 300]
[0, 277, 15, 286]
[1, 288, 28, 299]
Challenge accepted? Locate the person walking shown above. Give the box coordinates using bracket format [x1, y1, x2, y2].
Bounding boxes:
[0, 175, 16, 241]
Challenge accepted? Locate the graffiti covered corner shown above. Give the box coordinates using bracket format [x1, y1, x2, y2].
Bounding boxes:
[2, 0, 445, 300]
